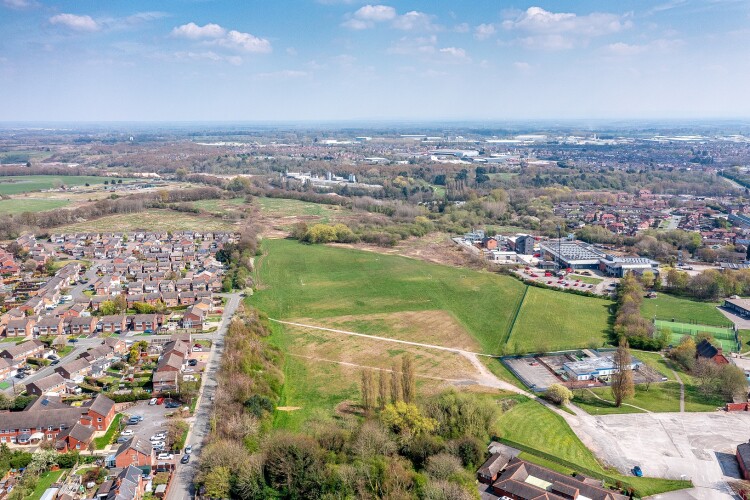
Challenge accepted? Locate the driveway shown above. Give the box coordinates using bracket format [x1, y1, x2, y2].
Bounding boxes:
[166, 293, 241, 500]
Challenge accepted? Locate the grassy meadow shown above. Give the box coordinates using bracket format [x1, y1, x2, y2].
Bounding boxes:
[0, 175, 133, 195]
[57, 209, 236, 233]
[0, 198, 71, 214]
[640, 293, 729, 326]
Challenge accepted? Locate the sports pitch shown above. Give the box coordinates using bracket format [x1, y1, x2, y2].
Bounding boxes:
[654, 319, 738, 352]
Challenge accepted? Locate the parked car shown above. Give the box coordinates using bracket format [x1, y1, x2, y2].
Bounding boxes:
[116, 436, 130, 444]
[120, 429, 134, 437]
[633, 466, 643, 477]
[188, 359, 198, 366]
[50, 360, 59, 366]
[156, 397, 164, 405]
[152, 441, 166, 449]
[69, 338, 79, 343]
[149, 398, 158, 405]
[184, 445, 192, 454]
[165, 401, 181, 409]
[180, 454, 190, 464]
[157, 453, 174, 461]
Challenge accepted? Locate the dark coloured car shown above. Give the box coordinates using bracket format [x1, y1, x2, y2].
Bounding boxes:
[165, 401, 181, 409]
[188, 359, 198, 366]
[180, 454, 191, 464]
[50, 360, 59, 366]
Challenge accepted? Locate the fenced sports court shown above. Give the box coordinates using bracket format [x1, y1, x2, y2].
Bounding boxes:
[654, 318, 739, 352]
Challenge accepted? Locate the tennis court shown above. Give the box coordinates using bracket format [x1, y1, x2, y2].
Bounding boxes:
[654, 319, 739, 352]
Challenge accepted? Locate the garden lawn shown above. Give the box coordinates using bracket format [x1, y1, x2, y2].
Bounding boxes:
[29, 469, 66, 500]
[507, 287, 613, 353]
[573, 383, 682, 414]
[497, 397, 691, 497]
[93, 413, 122, 449]
[253, 238, 527, 354]
[640, 293, 729, 326]
[0, 198, 70, 214]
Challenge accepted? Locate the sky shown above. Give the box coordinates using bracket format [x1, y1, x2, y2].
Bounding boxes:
[0, 0, 749, 122]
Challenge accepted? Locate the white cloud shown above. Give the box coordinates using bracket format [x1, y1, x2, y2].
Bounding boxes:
[217, 30, 272, 53]
[49, 13, 100, 32]
[2, 0, 35, 9]
[513, 61, 531, 71]
[286, 47, 298, 56]
[172, 50, 242, 65]
[453, 23, 469, 33]
[125, 12, 168, 24]
[393, 11, 436, 31]
[257, 70, 309, 79]
[354, 4, 396, 22]
[474, 23, 496, 40]
[342, 4, 396, 29]
[341, 18, 371, 30]
[439, 47, 467, 59]
[603, 38, 684, 57]
[171, 22, 226, 39]
[503, 6, 630, 36]
[518, 34, 575, 51]
[388, 35, 437, 55]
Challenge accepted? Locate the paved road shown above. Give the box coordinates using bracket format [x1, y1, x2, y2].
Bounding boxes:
[166, 292, 241, 500]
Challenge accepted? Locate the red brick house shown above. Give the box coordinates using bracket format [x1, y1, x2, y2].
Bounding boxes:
[114, 437, 155, 470]
[695, 339, 730, 365]
[100, 315, 126, 334]
[5, 317, 35, 338]
[67, 316, 99, 335]
[36, 315, 65, 336]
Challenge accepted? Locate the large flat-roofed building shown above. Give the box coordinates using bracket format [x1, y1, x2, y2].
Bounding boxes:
[540, 239, 659, 276]
[599, 255, 660, 278]
[563, 354, 643, 381]
[539, 239, 605, 270]
[724, 297, 750, 317]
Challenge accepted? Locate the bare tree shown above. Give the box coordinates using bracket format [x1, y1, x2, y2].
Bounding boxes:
[611, 338, 635, 407]
[401, 354, 417, 404]
[378, 369, 388, 410]
[390, 362, 402, 404]
[360, 370, 375, 412]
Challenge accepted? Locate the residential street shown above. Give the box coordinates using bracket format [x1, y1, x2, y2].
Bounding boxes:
[166, 292, 241, 500]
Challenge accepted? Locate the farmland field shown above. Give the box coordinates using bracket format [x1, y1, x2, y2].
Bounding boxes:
[0, 198, 70, 214]
[507, 287, 613, 353]
[57, 209, 236, 232]
[640, 293, 729, 326]
[192, 197, 247, 215]
[0, 175, 135, 195]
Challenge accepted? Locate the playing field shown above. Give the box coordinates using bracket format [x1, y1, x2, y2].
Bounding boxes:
[506, 287, 614, 353]
[0, 198, 71, 214]
[654, 319, 738, 351]
[0, 175, 135, 195]
[640, 293, 729, 326]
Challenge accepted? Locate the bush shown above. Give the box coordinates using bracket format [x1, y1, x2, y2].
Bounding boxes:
[544, 384, 573, 406]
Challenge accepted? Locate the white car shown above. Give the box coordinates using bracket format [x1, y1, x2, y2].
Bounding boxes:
[120, 430, 134, 437]
[149, 397, 158, 405]
[152, 441, 166, 449]
[157, 453, 174, 461]
[184, 445, 192, 454]
[150, 434, 165, 442]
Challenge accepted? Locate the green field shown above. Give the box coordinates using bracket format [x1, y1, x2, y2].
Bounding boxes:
[497, 397, 691, 497]
[0, 198, 71, 214]
[57, 209, 236, 233]
[640, 293, 729, 326]
[507, 287, 613, 353]
[258, 197, 341, 220]
[253, 238, 526, 354]
[654, 319, 738, 352]
[0, 175, 134, 195]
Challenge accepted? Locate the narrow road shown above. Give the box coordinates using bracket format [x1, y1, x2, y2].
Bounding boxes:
[166, 292, 241, 500]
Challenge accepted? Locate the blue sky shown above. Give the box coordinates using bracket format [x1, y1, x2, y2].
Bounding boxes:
[0, 0, 748, 121]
